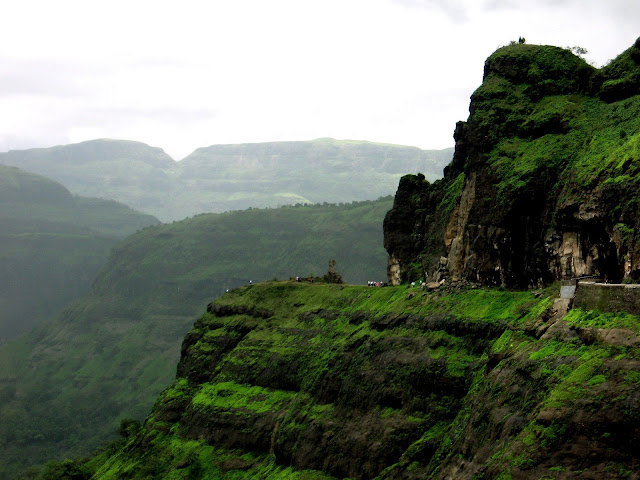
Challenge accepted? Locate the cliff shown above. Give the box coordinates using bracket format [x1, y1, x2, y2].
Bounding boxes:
[384, 39, 640, 287]
[79, 282, 640, 480]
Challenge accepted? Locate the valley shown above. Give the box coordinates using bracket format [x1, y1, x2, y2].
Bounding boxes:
[2, 36, 640, 480]
[0, 198, 393, 479]
[0, 165, 159, 341]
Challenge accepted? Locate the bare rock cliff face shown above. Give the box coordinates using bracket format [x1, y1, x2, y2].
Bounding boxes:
[385, 40, 640, 287]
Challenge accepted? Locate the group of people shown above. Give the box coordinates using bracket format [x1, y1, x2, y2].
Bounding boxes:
[367, 280, 387, 287]
[295, 276, 315, 283]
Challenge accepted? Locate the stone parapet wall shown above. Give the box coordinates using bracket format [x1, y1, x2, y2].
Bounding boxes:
[573, 282, 640, 315]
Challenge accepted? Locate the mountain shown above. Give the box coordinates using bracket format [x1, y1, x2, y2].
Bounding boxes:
[0, 138, 453, 222]
[24, 38, 640, 480]
[9, 38, 640, 480]
[173, 139, 453, 221]
[384, 39, 640, 288]
[0, 140, 175, 218]
[0, 197, 392, 479]
[0, 165, 159, 341]
[44, 281, 640, 480]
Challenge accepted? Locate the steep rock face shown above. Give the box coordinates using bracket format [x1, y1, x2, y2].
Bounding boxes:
[383, 170, 464, 284]
[385, 40, 640, 287]
[383, 173, 449, 284]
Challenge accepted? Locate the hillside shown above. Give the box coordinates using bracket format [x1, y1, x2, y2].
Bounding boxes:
[0, 140, 175, 218]
[47, 281, 640, 479]
[0, 138, 452, 221]
[20, 38, 640, 480]
[0, 165, 159, 341]
[8, 39, 640, 480]
[0, 197, 392, 479]
[173, 139, 453, 221]
[384, 39, 640, 288]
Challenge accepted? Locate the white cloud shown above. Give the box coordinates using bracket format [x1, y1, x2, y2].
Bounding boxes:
[390, 0, 472, 22]
[1, 0, 638, 159]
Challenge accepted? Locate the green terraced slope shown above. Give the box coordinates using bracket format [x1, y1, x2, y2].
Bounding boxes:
[67, 281, 640, 480]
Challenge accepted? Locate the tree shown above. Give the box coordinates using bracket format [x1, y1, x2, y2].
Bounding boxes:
[568, 45, 588, 56]
[118, 418, 141, 438]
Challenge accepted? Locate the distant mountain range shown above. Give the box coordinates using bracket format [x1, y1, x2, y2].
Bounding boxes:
[0, 138, 453, 221]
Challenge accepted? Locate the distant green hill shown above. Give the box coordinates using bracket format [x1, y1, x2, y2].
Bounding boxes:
[0, 165, 159, 341]
[0, 138, 452, 221]
[0, 139, 175, 218]
[0, 197, 392, 479]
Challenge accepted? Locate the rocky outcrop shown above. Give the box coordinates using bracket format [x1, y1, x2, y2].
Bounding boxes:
[323, 259, 344, 284]
[383, 173, 454, 284]
[385, 40, 640, 287]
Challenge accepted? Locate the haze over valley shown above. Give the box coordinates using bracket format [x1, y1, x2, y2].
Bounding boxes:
[0, 138, 453, 222]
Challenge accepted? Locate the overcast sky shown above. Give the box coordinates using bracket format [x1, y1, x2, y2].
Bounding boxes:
[1, 0, 638, 160]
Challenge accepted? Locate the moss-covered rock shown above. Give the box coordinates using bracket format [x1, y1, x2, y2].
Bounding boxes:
[385, 39, 640, 288]
[68, 282, 640, 480]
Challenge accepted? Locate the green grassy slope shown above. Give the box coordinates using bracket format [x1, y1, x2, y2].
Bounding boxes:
[57, 281, 640, 480]
[478, 43, 640, 212]
[0, 166, 159, 341]
[0, 197, 392, 479]
[0, 138, 452, 221]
